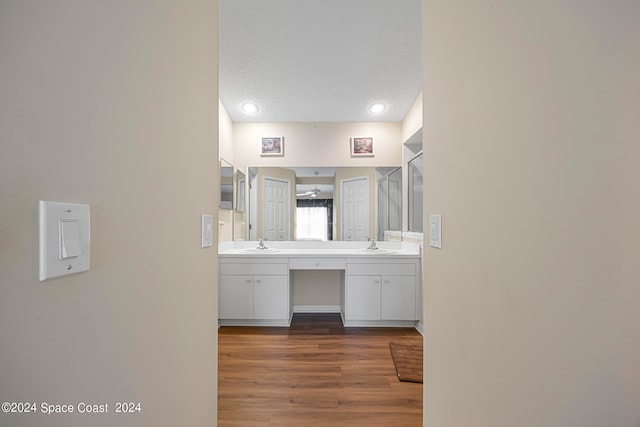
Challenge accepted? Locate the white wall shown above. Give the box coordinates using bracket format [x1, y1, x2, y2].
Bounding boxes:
[219, 99, 235, 164]
[0, 2, 219, 426]
[233, 122, 402, 167]
[402, 91, 422, 144]
[422, 1, 640, 426]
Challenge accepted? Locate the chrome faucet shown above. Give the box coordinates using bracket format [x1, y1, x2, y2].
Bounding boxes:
[366, 239, 378, 250]
[257, 239, 268, 250]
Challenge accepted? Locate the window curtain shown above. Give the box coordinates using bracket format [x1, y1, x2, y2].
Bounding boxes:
[296, 199, 333, 240]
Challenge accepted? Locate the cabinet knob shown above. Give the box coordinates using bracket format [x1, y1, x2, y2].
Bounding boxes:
[314, 261, 320, 266]
[255, 278, 261, 283]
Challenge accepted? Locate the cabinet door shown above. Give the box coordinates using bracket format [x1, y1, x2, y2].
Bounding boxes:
[253, 275, 289, 320]
[219, 275, 253, 319]
[346, 275, 381, 320]
[381, 276, 416, 320]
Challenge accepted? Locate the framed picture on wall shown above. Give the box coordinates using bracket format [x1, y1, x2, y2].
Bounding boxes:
[261, 136, 284, 157]
[350, 137, 374, 157]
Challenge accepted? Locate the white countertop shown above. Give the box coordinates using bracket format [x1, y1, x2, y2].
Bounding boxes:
[218, 240, 421, 258]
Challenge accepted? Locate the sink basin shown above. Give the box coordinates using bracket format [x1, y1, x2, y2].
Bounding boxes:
[359, 248, 397, 255]
[241, 248, 280, 254]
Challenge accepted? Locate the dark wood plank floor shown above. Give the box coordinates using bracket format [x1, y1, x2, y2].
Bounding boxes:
[218, 313, 423, 426]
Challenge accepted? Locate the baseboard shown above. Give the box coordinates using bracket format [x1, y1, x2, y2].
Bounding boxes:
[414, 321, 424, 336]
[219, 319, 290, 327]
[342, 319, 418, 327]
[292, 305, 342, 313]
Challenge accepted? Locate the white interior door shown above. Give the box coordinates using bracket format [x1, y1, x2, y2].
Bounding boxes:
[263, 177, 290, 241]
[342, 176, 369, 241]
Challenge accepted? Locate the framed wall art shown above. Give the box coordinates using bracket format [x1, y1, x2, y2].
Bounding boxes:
[261, 137, 284, 157]
[350, 137, 374, 157]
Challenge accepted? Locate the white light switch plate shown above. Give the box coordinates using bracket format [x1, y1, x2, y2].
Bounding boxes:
[201, 214, 213, 248]
[429, 214, 442, 249]
[39, 201, 90, 281]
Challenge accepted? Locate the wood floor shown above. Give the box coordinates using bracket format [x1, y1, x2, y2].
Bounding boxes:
[218, 313, 423, 426]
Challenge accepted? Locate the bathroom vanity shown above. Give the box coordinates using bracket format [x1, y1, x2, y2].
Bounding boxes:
[218, 241, 421, 327]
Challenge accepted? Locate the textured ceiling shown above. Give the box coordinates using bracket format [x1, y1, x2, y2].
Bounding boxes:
[219, 0, 421, 123]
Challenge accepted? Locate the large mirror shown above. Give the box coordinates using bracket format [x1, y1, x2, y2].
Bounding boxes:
[243, 166, 400, 241]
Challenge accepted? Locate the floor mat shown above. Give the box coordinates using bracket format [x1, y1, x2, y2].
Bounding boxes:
[389, 342, 423, 383]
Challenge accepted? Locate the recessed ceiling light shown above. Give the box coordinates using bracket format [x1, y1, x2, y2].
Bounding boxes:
[368, 102, 387, 114]
[241, 102, 259, 115]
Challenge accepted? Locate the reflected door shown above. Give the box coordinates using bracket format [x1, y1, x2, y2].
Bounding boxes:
[342, 177, 369, 241]
[263, 177, 290, 241]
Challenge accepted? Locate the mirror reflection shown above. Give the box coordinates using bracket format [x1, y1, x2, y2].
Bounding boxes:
[220, 159, 233, 210]
[377, 167, 402, 240]
[233, 169, 247, 241]
[240, 166, 401, 241]
[235, 170, 246, 213]
[408, 153, 423, 233]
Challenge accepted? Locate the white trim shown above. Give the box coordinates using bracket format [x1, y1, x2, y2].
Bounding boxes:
[342, 319, 418, 328]
[292, 305, 341, 313]
[414, 321, 424, 336]
[219, 319, 290, 327]
[402, 231, 424, 243]
[384, 230, 403, 241]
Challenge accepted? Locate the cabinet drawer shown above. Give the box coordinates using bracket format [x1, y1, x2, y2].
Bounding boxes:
[220, 262, 288, 275]
[347, 263, 415, 276]
[289, 257, 346, 270]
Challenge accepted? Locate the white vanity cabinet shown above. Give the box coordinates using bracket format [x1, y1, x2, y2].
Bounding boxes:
[344, 260, 418, 325]
[219, 258, 289, 326]
[218, 247, 421, 328]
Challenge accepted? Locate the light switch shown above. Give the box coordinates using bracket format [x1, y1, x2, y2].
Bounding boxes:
[39, 201, 90, 281]
[59, 220, 81, 259]
[202, 214, 213, 248]
[429, 214, 442, 249]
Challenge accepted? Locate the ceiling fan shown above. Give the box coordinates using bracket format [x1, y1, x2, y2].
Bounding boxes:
[296, 186, 321, 198]
[296, 171, 322, 198]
